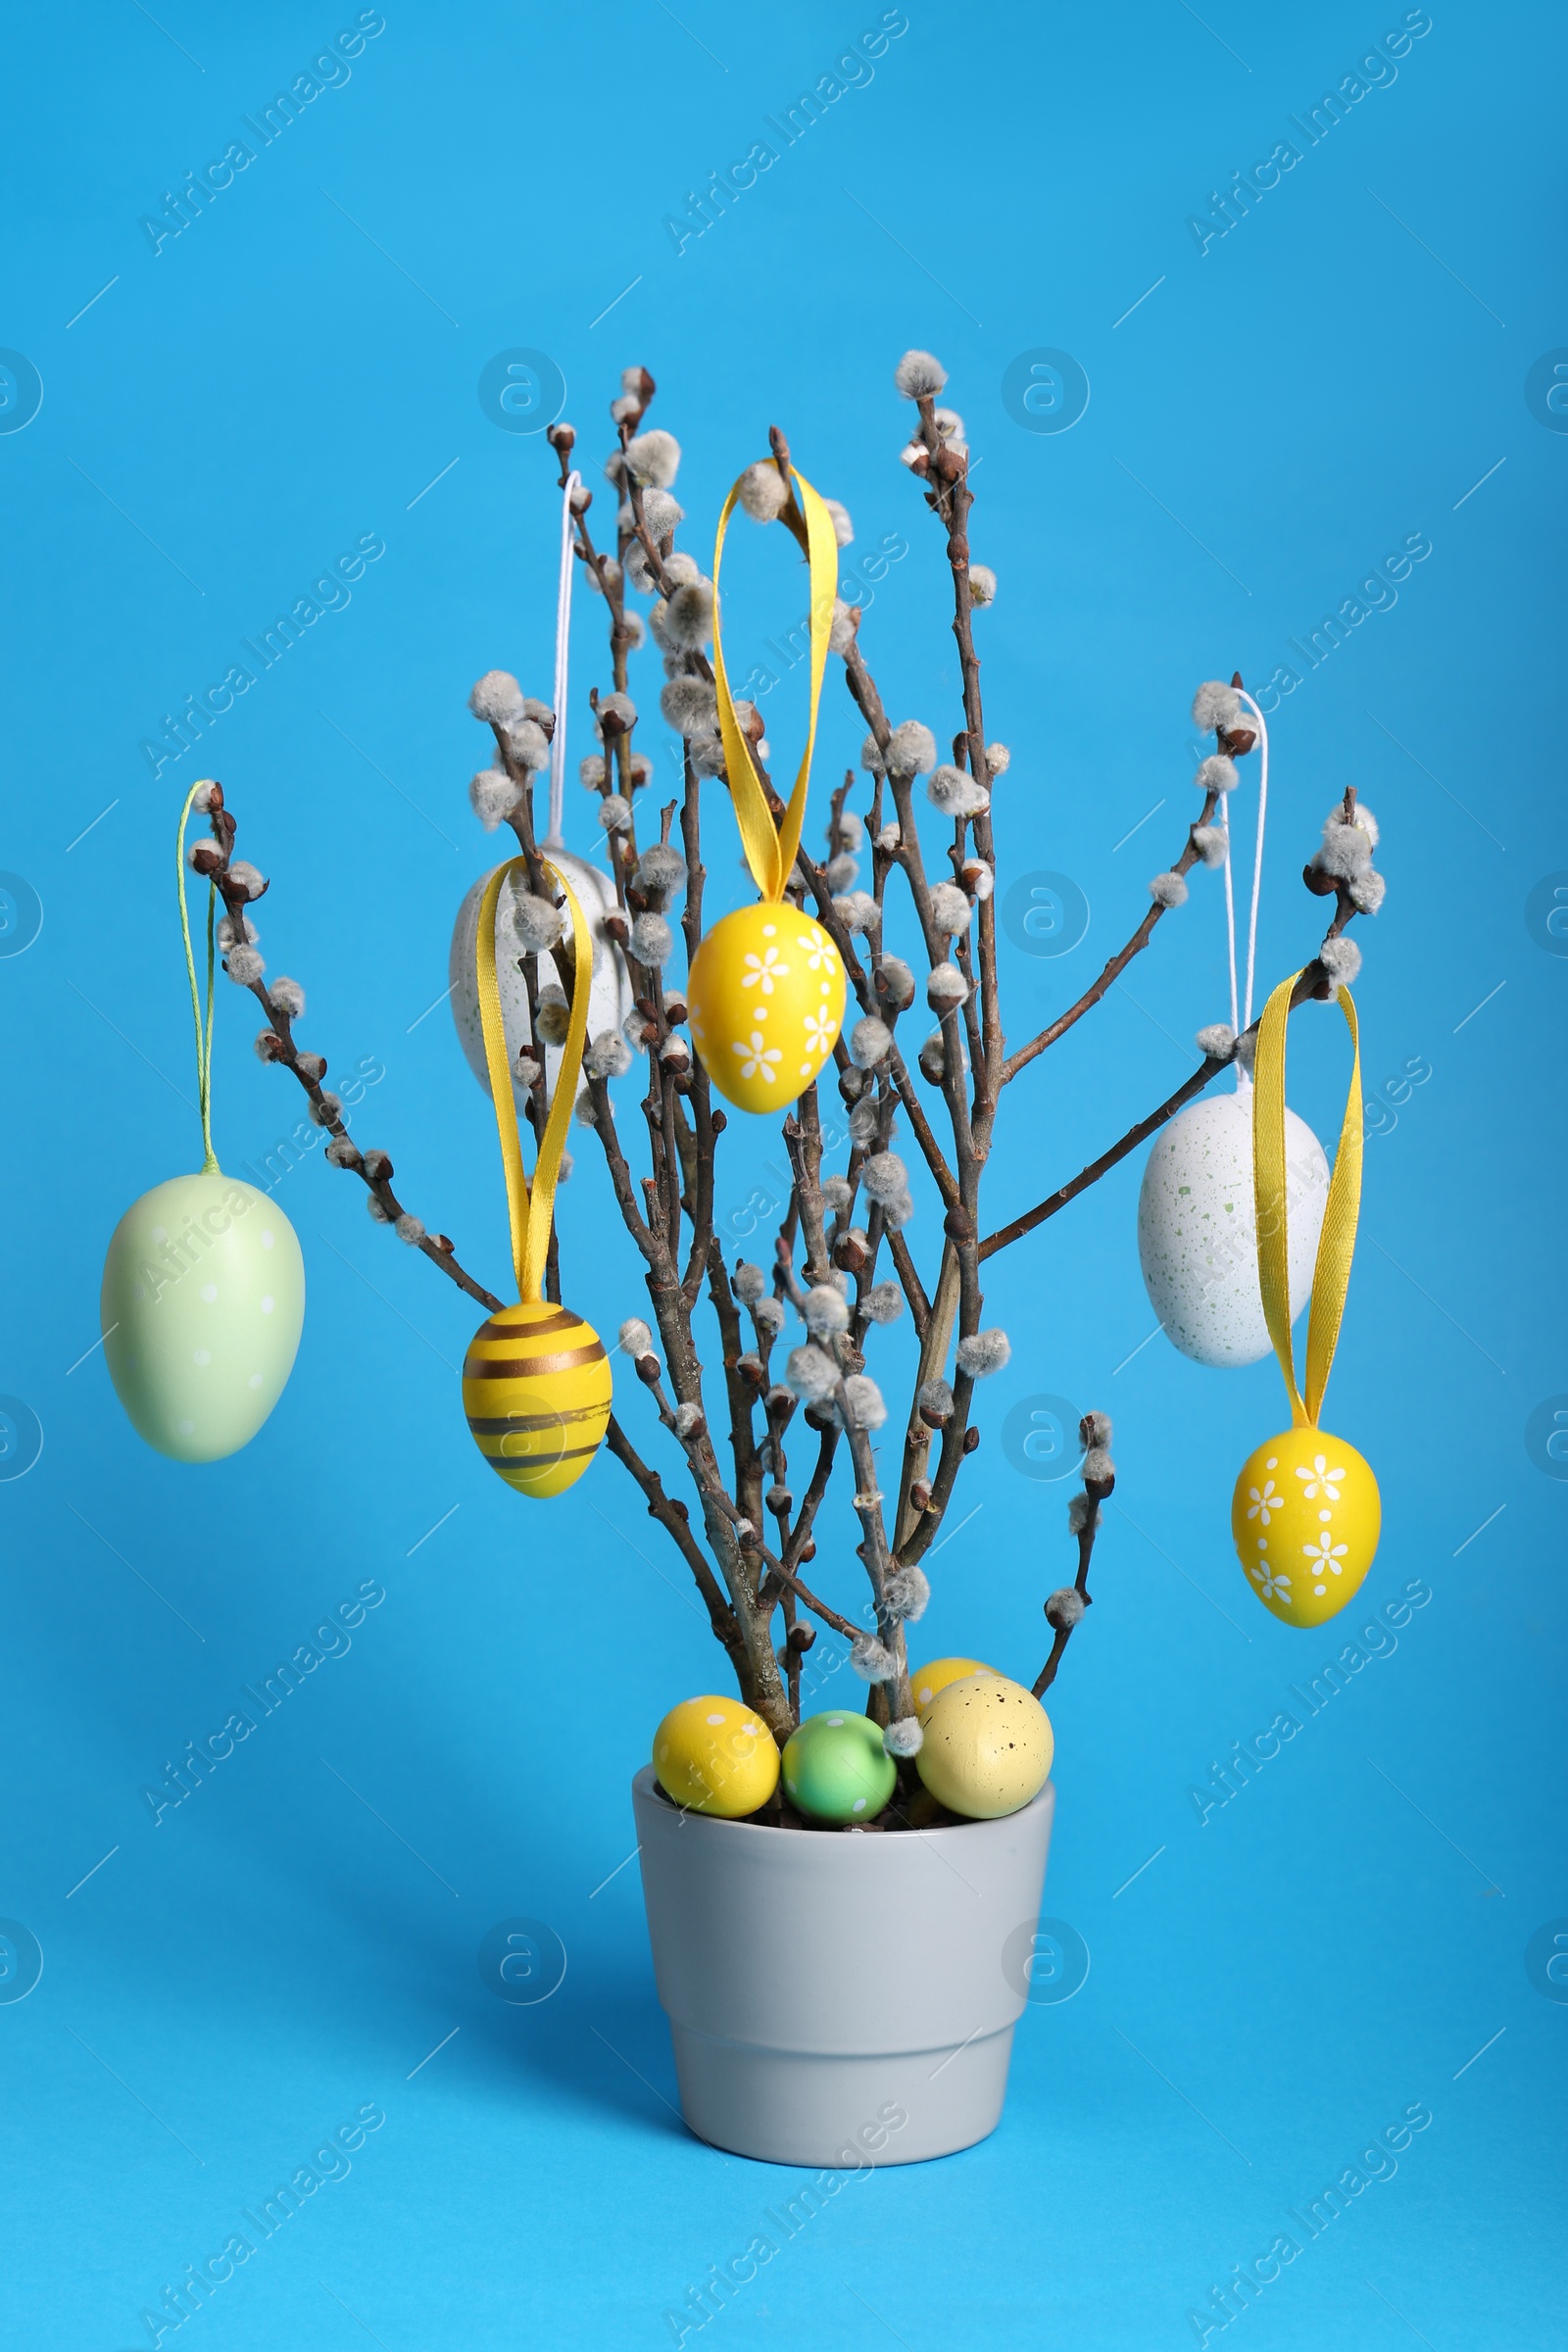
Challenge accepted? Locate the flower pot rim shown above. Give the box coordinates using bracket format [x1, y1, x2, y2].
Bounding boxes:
[631, 1762, 1054, 1845]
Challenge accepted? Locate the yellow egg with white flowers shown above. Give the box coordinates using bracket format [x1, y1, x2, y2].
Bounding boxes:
[687, 903, 846, 1115]
[653, 1695, 781, 1817]
[1232, 1425, 1381, 1628]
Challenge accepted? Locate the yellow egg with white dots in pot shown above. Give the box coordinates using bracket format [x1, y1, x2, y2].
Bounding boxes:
[687, 903, 846, 1115]
[1232, 1426, 1381, 1628]
[653, 1695, 781, 1817]
[909, 1657, 991, 1711]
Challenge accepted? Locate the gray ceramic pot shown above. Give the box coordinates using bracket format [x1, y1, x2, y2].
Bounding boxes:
[631, 1766, 1054, 2166]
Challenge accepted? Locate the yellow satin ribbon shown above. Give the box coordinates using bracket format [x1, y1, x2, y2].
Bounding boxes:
[1253, 971, 1363, 1429]
[475, 857, 592, 1304]
[710, 462, 839, 902]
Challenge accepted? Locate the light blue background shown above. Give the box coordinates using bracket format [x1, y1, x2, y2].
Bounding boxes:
[1, 3, 1562, 2345]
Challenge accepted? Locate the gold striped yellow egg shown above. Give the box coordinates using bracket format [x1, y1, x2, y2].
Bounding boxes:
[687, 902, 846, 1115]
[463, 1299, 612, 1498]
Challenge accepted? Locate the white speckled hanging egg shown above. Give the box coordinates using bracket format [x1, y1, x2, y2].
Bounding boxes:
[101, 1172, 305, 1462]
[1137, 1088, 1328, 1368]
[449, 849, 631, 1111]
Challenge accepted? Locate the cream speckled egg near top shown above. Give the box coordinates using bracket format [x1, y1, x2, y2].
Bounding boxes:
[449, 851, 631, 1112]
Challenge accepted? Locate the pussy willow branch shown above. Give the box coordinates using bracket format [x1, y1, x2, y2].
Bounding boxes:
[800, 858, 959, 1211]
[1033, 1451, 1115, 1698]
[191, 785, 506, 1318]
[219, 361, 1382, 1765]
[553, 396, 802, 1735]
[605, 1411, 743, 1660]
[998, 692, 1259, 1091]
[850, 425, 1005, 1580]
[1001, 792, 1215, 1089]
[981, 1054, 1229, 1261]
[909, 390, 1002, 1128]
[985, 784, 1368, 1259]
[565, 406, 727, 1334]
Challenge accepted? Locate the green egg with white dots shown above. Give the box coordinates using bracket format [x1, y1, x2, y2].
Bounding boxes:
[101, 1172, 305, 1463]
[781, 1709, 897, 1825]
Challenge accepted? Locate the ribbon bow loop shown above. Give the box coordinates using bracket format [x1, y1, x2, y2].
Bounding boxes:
[709, 461, 839, 904]
[1252, 972, 1364, 1429]
[474, 857, 593, 1303]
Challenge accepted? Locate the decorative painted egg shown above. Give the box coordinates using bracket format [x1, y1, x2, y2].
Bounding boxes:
[1232, 1426, 1381, 1627]
[462, 1299, 612, 1497]
[909, 1656, 990, 1711]
[915, 1673, 1054, 1820]
[449, 849, 631, 1111]
[653, 1695, 781, 1817]
[687, 902, 846, 1114]
[781, 1710, 897, 1824]
[101, 1172, 305, 1463]
[1138, 1089, 1329, 1367]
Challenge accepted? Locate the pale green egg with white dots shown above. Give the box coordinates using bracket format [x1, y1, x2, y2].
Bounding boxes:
[101, 1171, 305, 1463]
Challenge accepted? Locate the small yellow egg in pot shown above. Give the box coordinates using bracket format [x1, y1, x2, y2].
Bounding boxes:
[915, 1673, 1054, 1820]
[653, 1695, 781, 1818]
[909, 1655, 990, 1712]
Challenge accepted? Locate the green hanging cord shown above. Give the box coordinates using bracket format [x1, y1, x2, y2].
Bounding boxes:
[204, 852, 217, 1141]
[176, 781, 220, 1175]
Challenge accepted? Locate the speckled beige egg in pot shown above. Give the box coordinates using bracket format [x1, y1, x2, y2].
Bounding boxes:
[914, 1673, 1054, 1819]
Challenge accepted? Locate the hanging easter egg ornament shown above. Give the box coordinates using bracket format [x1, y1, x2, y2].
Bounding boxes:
[103, 1175, 304, 1463]
[449, 854, 630, 1114]
[1140, 1094, 1327, 1366]
[686, 461, 847, 1113]
[1140, 681, 1333, 1366]
[462, 856, 612, 1496]
[1231, 971, 1381, 1626]
[654, 1695, 781, 1817]
[690, 903, 845, 1114]
[101, 784, 305, 1462]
